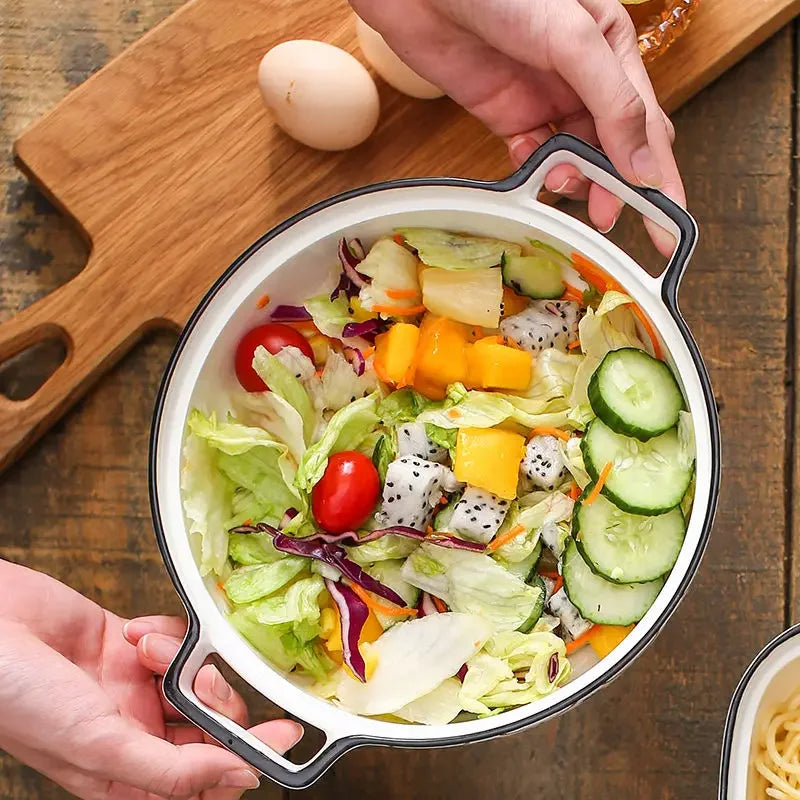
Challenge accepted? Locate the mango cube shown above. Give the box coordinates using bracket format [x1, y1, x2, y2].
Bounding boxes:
[454, 426, 526, 499]
[374, 323, 419, 385]
[466, 338, 532, 390]
[589, 624, 634, 658]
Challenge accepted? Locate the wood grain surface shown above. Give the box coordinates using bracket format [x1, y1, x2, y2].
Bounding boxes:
[0, 1, 798, 799]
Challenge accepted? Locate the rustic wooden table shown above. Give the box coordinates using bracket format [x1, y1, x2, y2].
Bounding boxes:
[0, 2, 796, 798]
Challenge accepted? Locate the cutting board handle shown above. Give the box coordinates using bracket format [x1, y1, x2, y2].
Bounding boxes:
[0, 261, 152, 469]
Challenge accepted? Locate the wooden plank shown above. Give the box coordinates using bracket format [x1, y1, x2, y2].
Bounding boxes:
[297, 28, 794, 800]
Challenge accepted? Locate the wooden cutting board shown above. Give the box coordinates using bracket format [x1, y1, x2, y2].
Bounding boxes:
[1, 0, 797, 472]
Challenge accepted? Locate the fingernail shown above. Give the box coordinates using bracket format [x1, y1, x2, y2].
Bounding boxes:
[279, 719, 305, 751]
[123, 619, 153, 643]
[140, 633, 179, 664]
[552, 177, 581, 196]
[219, 769, 261, 789]
[210, 666, 234, 703]
[630, 144, 662, 188]
[508, 136, 536, 167]
[597, 206, 622, 235]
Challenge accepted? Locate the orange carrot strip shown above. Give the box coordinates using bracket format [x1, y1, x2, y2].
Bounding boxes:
[571, 252, 620, 293]
[569, 482, 581, 501]
[538, 570, 564, 595]
[585, 462, 613, 505]
[393, 233, 405, 246]
[486, 524, 526, 553]
[349, 582, 418, 618]
[438, 495, 449, 505]
[386, 288, 420, 300]
[372, 304, 427, 316]
[447, 408, 461, 419]
[432, 596, 448, 614]
[566, 627, 597, 654]
[630, 304, 663, 360]
[567, 339, 582, 351]
[561, 283, 586, 304]
[256, 294, 270, 309]
[285, 320, 318, 331]
[426, 525, 434, 535]
[528, 426, 570, 442]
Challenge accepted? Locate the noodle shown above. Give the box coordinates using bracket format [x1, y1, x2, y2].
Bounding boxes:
[753, 691, 800, 798]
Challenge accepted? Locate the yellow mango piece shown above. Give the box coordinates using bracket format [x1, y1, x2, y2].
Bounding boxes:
[589, 624, 635, 658]
[466, 340, 532, 391]
[413, 315, 471, 392]
[349, 296, 377, 322]
[454, 426, 526, 499]
[501, 285, 529, 317]
[374, 323, 420, 385]
[323, 604, 384, 671]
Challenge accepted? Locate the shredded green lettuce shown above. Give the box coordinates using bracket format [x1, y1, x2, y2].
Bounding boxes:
[223, 558, 307, 604]
[228, 531, 282, 565]
[346, 534, 420, 566]
[303, 294, 353, 338]
[520, 348, 581, 413]
[320, 349, 378, 411]
[425, 424, 457, 458]
[295, 393, 380, 492]
[378, 388, 437, 425]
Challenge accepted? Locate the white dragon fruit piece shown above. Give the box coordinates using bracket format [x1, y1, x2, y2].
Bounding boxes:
[376, 456, 453, 531]
[446, 485, 510, 544]
[499, 300, 580, 353]
[521, 435, 569, 491]
[548, 587, 593, 640]
[396, 422, 449, 464]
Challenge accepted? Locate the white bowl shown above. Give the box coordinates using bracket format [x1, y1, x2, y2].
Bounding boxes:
[720, 624, 800, 799]
[149, 134, 721, 789]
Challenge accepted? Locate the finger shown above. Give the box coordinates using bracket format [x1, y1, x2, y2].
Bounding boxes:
[137, 632, 182, 675]
[544, 166, 590, 202]
[158, 676, 188, 724]
[124, 616, 187, 645]
[89, 723, 260, 799]
[167, 725, 207, 745]
[505, 127, 552, 168]
[194, 665, 250, 729]
[588, 182, 624, 234]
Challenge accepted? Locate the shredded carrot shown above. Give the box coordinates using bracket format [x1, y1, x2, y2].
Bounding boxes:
[571, 252, 620, 293]
[561, 283, 586, 305]
[349, 582, 418, 618]
[630, 304, 663, 360]
[585, 462, 613, 505]
[528, 426, 570, 442]
[438, 495, 449, 506]
[216, 581, 227, 595]
[566, 627, 597, 654]
[393, 233, 405, 246]
[362, 346, 376, 358]
[426, 525, 434, 535]
[567, 339, 582, 351]
[447, 408, 461, 419]
[539, 570, 564, 595]
[385, 288, 419, 300]
[486, 524, 526, 553]
[372, 304, 426, 316]
[242, 519, 252, 526]
[503, 335, 523, 350]
[432, 596, 448, 613]
[568, 482, 581, 501]
[256, 294, 270, 309]
[285, 320, 318, 331]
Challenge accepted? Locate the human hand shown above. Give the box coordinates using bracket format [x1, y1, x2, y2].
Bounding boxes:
[0, 560, 302, 799]
[350, 0, 683, 255]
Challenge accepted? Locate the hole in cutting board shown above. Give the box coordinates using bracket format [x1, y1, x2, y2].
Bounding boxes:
[0, 338, 67, 401]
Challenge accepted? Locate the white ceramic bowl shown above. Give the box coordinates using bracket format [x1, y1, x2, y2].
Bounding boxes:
[720, 624, 800, 799]
[149, 134, 721, 789]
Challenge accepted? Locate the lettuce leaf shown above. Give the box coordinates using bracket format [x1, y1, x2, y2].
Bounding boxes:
[243, 575, 325, 630]
[228, 531, 282, 565]
[181, 432, 233, 577]
[520, 348, 581, 413]
[459, 652, 514, 715]
[425, 424, 457, 459]
[346, 534, 420, 566]
[235, 391, 307, 465]
[394, 678, 463, 725]
[320, 349, 378, 411]
[295, 393, 380, 492]
[252, 346, 315, 443]
[304, 294, 353, 338]
[491, 492, 573, 563]
[223, 558, 307, 604]
[558, 436, 591, 489]
[378, 388, 437, 425]
[402, 544, 542, 631]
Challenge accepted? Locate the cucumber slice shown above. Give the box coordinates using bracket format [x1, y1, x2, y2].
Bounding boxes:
[501, 254, 564, 299]
[573, 489, 685, 583]
[588, 348, 683, 441]
[495, 540, 542, 581]
[517, 574, 546, 633]
[562, 539, 663, 625]
[581, 418, 693, 515]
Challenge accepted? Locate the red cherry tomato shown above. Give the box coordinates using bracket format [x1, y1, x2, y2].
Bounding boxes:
[312, 451, 380, 533]
[234, 323, 315, 392]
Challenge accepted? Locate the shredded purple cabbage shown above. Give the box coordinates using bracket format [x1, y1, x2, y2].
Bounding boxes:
[423, 533, 487, 553]
[418, 592, 439, 617]
[548, 652, 559, 683]
[325, 578, 369, 682]
[279, 508, 298, 529]
[338, 237, 370, 289]
[343, 346, 366, 376]
[341, 319, 380, 339]
[330, 271, 358, 302]
[456, 664, 468, 683]
[270, 305, 313, 322]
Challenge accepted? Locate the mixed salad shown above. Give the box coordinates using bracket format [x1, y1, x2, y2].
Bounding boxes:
[182, 227, 696, 724]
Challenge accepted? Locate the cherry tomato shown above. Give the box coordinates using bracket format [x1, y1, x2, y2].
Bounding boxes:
[234, 323, 315, 392]
[312, 451, 380, 533]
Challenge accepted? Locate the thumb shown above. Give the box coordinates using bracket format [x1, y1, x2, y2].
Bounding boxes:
[102, 726, 260, 798]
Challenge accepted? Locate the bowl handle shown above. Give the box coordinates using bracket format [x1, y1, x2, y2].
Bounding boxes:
[503, 133, 698, 304]
[161, 621, 364, 790]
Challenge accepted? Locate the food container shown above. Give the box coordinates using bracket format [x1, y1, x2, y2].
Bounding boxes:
[149, 133, 721, 789]
[719, 624, 800, 799]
